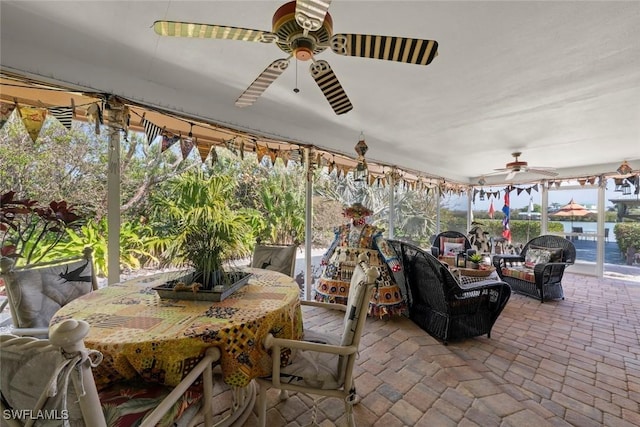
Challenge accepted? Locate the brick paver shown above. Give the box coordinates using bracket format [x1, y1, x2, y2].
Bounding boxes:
[239, 272, 639, 426]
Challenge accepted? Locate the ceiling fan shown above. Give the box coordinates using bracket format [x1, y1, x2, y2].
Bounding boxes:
[492, 152, 558, 181]
[153, 0, 438, 115]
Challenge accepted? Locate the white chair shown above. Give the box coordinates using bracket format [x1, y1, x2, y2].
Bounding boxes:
[0, 247, 98, 337]
[0, 318, 222, 427]
[250, 243, 298, 277]
[256, 253, 379, 427]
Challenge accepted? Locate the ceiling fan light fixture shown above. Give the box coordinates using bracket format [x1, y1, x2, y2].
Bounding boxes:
[617, 160, 632, 175]
[477, 177, 487, 186]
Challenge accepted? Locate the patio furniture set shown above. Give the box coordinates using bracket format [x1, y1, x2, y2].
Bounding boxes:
[0, 246, 377, 427]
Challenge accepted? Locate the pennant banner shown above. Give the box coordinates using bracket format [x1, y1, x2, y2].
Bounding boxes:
[0, 102, 17, 131]
[197, 143, 211, 163]
[161, 134, 180, 152]
[180, 137, 195, 159]
[48, 106, 73, 130]
[18, 106, 48, 143]
[142, 117, 162, 145]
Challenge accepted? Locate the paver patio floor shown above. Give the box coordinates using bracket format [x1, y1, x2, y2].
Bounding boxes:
[242, 272, 640, 426]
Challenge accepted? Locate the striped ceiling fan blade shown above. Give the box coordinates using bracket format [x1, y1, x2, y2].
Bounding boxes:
[331, 33, 438, 66]
[153, 21, 278, 43]
[295, 0, 332, 32]
[235, 58, 290, 108]
[309, 60, 353, 115]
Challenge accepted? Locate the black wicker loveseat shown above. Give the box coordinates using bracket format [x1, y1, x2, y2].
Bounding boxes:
[388, 240, 511, 344]
[492, 235, 576, 302]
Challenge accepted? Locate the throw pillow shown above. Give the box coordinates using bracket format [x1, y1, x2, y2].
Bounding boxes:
[440, 237, 465, 255]
[524, 248, 552, 269]
[530, 245, 563, 262]
[443, 242, 465, 256]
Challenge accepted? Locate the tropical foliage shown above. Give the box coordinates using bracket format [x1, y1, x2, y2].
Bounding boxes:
[147, 170, 255, 282]
[0, 191, 85, 265]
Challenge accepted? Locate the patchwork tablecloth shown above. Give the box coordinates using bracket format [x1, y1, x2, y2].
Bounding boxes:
[51, 268, 303, 389]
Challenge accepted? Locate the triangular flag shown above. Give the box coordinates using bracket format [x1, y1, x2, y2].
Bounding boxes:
[18, 106, 48, 143]
[197, 142, 211, 163]
[142, 117, 162, 145]
[0, 102, 17, 131]
[86, 102, 102, 135]
[48, 106, 73, 131]
[180, 136, 195, 159]
[256, 144, 269, 162]
[161, 133, 180, 152]
[268, 148, 277, 164]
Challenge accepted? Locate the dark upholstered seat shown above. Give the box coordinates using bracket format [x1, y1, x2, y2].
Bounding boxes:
[388, 240, 511, 344]
[493, 235, 576, 302]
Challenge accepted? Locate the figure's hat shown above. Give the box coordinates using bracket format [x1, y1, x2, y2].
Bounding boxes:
[343, 202, 373, 219]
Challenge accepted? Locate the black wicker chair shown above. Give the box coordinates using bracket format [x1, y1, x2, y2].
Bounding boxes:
[430, 231, 475, 258]
[388, 240, 511, 344]
[492, 235, 576, 302]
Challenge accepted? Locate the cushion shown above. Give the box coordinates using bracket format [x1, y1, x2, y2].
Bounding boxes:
[99, 380, 202, 427]
[440, 237, 465, 255]
[0, 336, 200, 427]
[251, 245, 297, 276]
[443, 242, 465, 256]
[502, 267, 536, 283]
[0, 336, 85, 425]
[278, 329, 342, 390]
[524, 248, 552, 269]
[530, 245, 563, 262]
[4, 258, 93, 328]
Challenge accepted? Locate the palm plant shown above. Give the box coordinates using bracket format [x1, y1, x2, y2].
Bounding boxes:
[148, 170, 254, 288]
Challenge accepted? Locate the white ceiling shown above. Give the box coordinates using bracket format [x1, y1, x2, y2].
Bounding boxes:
[1, 1, 639, 184]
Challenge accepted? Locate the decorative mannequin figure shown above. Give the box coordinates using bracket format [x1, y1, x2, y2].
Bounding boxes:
[314, 203, 406, 318]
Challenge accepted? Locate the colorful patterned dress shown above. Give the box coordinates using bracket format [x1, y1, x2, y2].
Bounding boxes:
[314, 222, 406, 318]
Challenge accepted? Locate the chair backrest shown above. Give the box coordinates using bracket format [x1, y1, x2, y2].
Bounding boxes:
[389, 240, 459, 312]
[250, 243, 298, 277]
[521, 235, 576, 264]
[0, 319, 107, 427]
[432, 231, 472, 257]
[0, 247, 97, 330]
[337, 253, 379, 380]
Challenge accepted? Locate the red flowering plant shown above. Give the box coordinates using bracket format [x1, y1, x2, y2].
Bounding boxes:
[1, 191, 84, 265]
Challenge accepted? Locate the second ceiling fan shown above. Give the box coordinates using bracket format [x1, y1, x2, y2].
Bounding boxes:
[153, 0, 439, 115]
[492, 152, 559, 181]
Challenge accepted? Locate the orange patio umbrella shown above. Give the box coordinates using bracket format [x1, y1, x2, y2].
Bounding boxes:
[551, 198, 592, 229]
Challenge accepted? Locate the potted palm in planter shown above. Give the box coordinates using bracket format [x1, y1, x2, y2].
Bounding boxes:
[150, 172, 256, 299]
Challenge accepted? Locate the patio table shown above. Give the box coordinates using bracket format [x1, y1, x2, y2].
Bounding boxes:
[50, 267, 303, 390]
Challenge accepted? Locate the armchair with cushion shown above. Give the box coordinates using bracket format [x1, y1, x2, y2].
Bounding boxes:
[388, 240, 511, 344]
[493, 235, 576, 302]
[0, 247, 97, 337]
[0, 319, 222, 427]
[255, 253, 379, 427]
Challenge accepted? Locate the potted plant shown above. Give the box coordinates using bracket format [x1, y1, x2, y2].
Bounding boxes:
[150, 172, 255, 293]
[467, 253, 484, 269]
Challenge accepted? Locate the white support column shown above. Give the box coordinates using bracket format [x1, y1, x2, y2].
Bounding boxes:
[467, 189, 473, 231]
[436, 187, 441, 235]
[388, 173, 396, 239]
[107, 128, 120, 285]
[303, 148, 313, 301]
[596, 175, 605, 278]
[541, 180, 549, 234]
